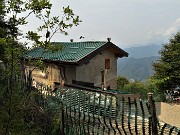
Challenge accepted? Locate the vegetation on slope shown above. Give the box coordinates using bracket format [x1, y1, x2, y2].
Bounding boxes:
[118, 56, 159, 81]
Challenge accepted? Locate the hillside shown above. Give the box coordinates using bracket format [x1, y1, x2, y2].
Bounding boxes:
[117, 44, 162, 81]
[117, 56, 159, 81]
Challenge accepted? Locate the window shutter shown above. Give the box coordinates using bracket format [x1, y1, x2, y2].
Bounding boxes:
[105, 59, 110, 69]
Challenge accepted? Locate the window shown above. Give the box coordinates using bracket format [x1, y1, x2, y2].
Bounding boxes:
[105, 59, 110, 69]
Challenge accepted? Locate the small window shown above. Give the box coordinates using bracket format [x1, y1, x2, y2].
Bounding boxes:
[105, 59, 110, 69]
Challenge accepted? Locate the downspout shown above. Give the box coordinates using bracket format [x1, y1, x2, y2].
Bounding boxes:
[101, 69, 105, 90]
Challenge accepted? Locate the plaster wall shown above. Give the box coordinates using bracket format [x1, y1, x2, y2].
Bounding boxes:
[26, 63, 76, 87]
[64, 65, 76, 85]
[26, 63, 61, 86]
[76, 50, 117, 89]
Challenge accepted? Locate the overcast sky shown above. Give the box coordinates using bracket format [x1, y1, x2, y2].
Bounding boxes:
[23, 0, 180, 48]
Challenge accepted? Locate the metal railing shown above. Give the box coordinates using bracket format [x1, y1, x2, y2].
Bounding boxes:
[1, 74, 179, 135]
[34, 85, 179, 135]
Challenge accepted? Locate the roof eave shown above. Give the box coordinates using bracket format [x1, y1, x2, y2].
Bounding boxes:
[23, 58, 79, 66]
[46, 60, 78, 65]
[77, 42, 128, 65]
[107, 42, 129, 57]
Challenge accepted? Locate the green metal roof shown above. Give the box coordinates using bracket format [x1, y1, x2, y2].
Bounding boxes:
[24, 41, 128, 64]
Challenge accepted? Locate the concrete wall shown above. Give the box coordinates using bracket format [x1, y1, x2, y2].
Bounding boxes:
[76, 50, 117, 89]
[64, 65, 76, 85]
[155, 102, 180, 127]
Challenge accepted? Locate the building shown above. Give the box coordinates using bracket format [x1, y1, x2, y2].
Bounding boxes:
[23, 40, 128, 89]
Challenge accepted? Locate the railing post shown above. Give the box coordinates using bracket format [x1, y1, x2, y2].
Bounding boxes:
[60, 102, 65, 135]
[148, 93, 158, 135]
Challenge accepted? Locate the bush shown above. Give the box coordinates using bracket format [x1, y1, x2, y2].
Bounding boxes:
[116, 76, 129, 90]
[122, 81, 149, 100]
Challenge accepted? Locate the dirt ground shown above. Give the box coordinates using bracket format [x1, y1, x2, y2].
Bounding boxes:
[155, 102, 180, 128]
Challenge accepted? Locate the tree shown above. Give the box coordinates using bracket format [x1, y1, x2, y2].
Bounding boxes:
[123, 81, 149, 100]
[153, 32, 180, 93]
[146, 77, 166, 101]
[116, 76, 158, 100]
[0, 0, 81, 134]
[116, 76, 129, 90]
[0, 0, 8, 62]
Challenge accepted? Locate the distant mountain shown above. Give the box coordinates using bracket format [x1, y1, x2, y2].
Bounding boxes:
[118, 56, 159, 81]
[117, 44, 162, 81]
[124, 44, 162, 58]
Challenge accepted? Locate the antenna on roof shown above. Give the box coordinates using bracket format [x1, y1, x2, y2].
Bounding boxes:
[107, 38, 111, 42]
[70, 39, 73, 42]
[80, 36, 84, 39]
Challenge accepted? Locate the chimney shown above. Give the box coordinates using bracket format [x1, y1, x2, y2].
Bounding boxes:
[107, 38, 111, 42]
[70, 39, 73, 42]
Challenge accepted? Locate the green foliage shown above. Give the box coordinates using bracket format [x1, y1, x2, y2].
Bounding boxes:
[118, 32, 180, 101]
[0, 74, 44, 134]
[146, 77, 166, 101]
[34, 5, 81, 47]
[116, 76, 149, 100]
[116, 76, 129, 90]
[153, 32, 180, 92]
[116, 76, 165, 101]
[122, 81, 149, 100]
[0, 0, 81, 134]
[0, 73, 63, 135]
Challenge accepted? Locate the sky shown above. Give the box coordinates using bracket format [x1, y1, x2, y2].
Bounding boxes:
[22, 0, 180, 48]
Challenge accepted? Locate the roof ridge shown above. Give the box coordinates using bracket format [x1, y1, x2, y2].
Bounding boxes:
[51, 41, 107, 43]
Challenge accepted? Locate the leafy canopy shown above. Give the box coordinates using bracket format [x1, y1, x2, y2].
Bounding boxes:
[116, 76, 129, 90]
[0, 0, 81, 134]
[153, 32, 180, 91]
